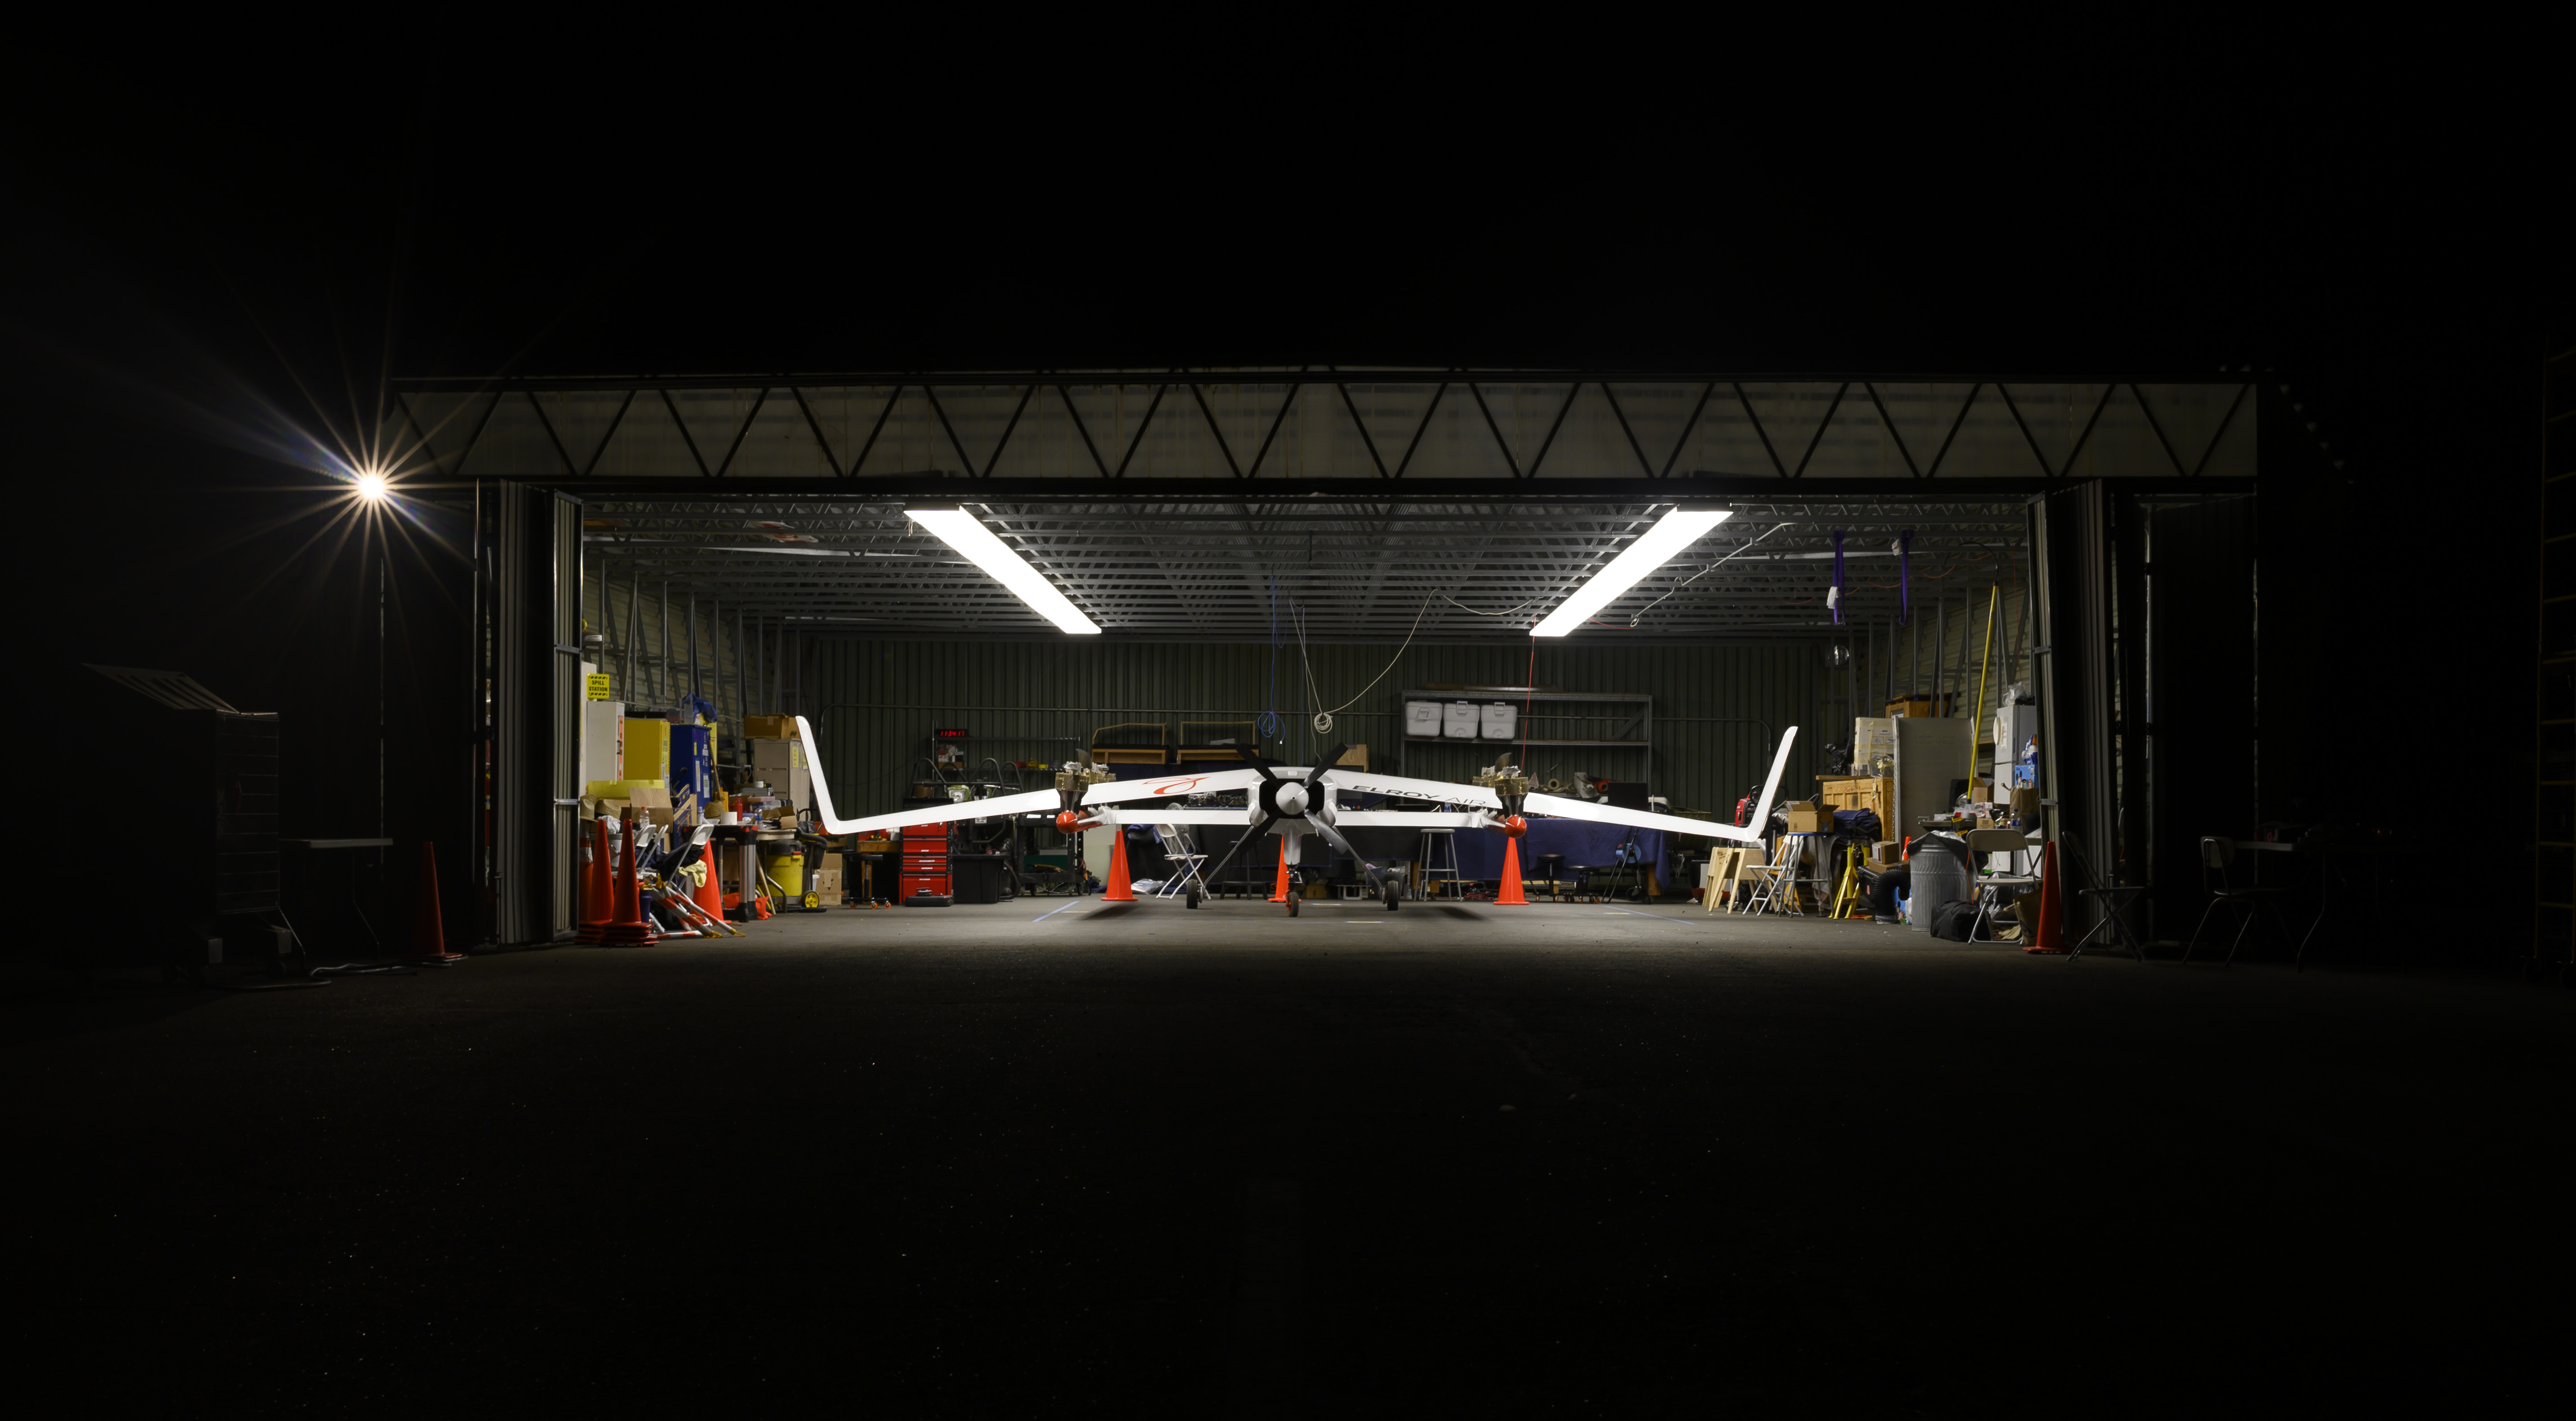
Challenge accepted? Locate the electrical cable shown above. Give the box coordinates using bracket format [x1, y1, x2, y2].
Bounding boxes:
[1259, 575, 1282, 743]
[1291, 592, 1434, 736]
[1623, 522, 1793, 624]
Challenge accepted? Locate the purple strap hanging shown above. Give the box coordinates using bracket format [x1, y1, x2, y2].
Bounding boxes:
[1897, 530, 1912, 625]
[1830, 529, 1846, 624]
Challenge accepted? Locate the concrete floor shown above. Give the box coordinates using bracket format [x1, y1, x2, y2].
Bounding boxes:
[7, 899, 2567, 1413]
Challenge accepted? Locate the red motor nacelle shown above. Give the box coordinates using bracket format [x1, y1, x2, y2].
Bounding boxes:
[1503, 815, 1528, 838]
[1055, 810, 1097, 833]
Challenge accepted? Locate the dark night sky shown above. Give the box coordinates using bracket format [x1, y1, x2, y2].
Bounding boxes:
[5, 45, 2562, 651]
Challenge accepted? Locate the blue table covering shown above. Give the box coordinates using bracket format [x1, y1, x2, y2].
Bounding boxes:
[1452, 821, 1673, 887]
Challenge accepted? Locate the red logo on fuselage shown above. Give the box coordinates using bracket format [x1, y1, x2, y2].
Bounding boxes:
[1146, 776, 1212, 795]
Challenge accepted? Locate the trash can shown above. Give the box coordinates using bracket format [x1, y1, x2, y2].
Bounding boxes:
[1906, 833, 1971, 934]
[951, 852, 1006, 905]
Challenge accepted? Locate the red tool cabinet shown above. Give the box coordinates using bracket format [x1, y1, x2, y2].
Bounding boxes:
[900, 822, 953, 905]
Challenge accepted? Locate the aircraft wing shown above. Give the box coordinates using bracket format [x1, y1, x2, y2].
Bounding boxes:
[815, 789, 1063, 837]
[1081, 767, 1267, 805]
[1332, 810, 1494, 828]
[1524, 792, 1757, 842]
[792, 714, 1068, 834]
[1521, 724, 1799, 846]
[1089, 807, 1261, 826]
[1315, 769, 1504, 808]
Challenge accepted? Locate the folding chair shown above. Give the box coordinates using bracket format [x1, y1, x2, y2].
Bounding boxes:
[2058, 829, 2149, 962]
[1148, 823, 1209, 899]
[1963, 828, 2043, 942]
[2181, 836, 2296, 965]
[1741, 836, 1803, 916]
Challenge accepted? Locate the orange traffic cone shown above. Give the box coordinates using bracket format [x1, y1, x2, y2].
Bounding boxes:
[1104, 826, 1135, 902]
[2023, 841, 2065, 954]
[413, 841, 466, 962]
[694, 841, 726, 924]
[578, 819, 611, 944]
[1495, 835, 1529, 906]
[600, 813, 661, 946]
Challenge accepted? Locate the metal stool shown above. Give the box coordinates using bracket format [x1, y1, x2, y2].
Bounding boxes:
[1418, 828, 1462, 900]
[1535, 853, 1568, 900]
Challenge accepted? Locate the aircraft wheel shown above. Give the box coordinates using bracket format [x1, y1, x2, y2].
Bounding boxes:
[1186, 885, 1202, 909]
[1288, 894, 1301, 917]
[1384, 879, 1401, 911]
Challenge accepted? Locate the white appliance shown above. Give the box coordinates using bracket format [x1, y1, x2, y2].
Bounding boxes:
[1479, 701, 1518, 739]
[1441, 702, 1479, 739]
[1990, 704, 2039, 788]
[1405, 701, 1444, 738]
[582, 700, 626, 783]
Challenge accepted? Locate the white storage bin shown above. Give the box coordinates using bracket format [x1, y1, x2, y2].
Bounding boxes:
[1441, 701, 1480, 739]
[1405, 701, 1444, 738]
[1479, 701, 1517, 739]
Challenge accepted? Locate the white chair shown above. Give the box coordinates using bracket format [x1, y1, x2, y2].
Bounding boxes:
[1741, 836, 1804, 916]
[1149, 823, 1209, 898]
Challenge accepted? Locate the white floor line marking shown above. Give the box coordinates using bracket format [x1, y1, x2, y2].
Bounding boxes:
[1609, 907, 1699, 925]
[1033, 901, 1088, 922]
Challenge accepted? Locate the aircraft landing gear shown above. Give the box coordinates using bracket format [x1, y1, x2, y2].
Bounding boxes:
[1287, 893, 1301, 917]
[1383, 877, 1401, 911]
[1185, 885, 1202, 909]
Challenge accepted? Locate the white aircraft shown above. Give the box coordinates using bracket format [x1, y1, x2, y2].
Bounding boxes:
[794, 715, 1797, 913]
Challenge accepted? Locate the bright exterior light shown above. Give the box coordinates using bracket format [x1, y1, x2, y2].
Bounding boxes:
[1530, 507, 1732, 637]
[354, 472, 390, 503]
[906, 509, 1101, 634]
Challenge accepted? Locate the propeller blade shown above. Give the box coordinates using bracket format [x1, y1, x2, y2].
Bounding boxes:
[1306, 744, 1350, 790]
[1190, 812, 1279, 888]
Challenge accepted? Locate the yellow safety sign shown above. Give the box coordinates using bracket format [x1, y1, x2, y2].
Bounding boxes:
[586, 673, 612, 700]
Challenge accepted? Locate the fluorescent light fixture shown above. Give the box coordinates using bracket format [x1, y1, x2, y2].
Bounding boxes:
[906, 509, 1101, 634]
[353, 471, 390, 503]
[1530, 507, 1732, 637]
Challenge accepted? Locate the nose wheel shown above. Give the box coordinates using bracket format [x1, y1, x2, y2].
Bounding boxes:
[1287, 893, 1300, 917]
[1382, 877, 1401, 911]
[1185, 885, 1202, 909]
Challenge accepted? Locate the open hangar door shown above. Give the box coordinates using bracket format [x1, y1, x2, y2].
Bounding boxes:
[411, 370, 2257, 944]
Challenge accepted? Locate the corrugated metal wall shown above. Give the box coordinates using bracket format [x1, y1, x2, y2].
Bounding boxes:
[806, 638, 1821, 819]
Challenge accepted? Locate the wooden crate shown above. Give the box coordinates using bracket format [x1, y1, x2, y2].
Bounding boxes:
[1175, 748, 1248, 762]
[1092, 748, 1168, 765]
[1817, 775, 1894, 838]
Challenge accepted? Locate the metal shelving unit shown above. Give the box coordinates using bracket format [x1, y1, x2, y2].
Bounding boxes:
[1396, 689, 1652, 790]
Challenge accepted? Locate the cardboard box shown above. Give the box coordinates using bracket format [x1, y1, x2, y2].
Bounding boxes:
[810, 868, 843, 896]
[819, 852, 845, 877]
[2009, 786, 2040, 823]
[1868, 840, 1901, 865]
[1782, 800, 1830, 833]
[751, 736, 808, 775]
[743, 714, 799, 741]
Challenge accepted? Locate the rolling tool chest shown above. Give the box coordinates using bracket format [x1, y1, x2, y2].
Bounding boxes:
[900, 821, 954, 906]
